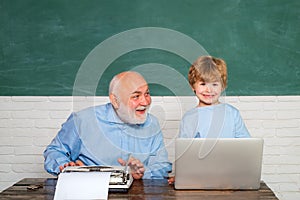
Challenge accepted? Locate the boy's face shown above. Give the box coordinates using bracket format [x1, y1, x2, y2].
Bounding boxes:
[193, 80, 223, 107]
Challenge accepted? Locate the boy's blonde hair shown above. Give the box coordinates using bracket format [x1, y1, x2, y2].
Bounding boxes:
[188, 56, 227, 89]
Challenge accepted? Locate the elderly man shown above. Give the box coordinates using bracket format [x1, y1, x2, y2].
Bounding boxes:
[44, 71, 172, 179]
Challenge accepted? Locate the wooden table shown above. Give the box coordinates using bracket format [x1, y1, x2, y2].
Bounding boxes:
[0, 178, 279, 199]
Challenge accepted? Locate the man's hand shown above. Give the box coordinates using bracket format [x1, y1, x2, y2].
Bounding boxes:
[118, 157, 145, 179]
[59, 160, 84, 172]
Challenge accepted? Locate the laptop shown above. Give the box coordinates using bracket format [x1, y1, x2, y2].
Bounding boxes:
[174, 138, 264, 190]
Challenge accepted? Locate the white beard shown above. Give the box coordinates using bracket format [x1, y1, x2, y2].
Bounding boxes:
[116, 102, 148, 124]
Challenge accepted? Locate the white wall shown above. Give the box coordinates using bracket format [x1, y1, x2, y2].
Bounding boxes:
[0, 96, 300, 200]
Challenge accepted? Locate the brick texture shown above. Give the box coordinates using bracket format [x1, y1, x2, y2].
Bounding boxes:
[0, 96, 300, 200]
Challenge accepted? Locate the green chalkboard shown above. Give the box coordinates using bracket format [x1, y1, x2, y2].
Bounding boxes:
[1, 0, 299, 96]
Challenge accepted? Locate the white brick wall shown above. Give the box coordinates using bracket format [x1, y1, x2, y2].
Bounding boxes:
[1, 96, 300, 200]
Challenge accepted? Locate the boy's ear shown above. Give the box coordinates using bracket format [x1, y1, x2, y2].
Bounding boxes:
[221, 84, 226, 92]
[109, 94, 119, 109]
[190, 84, 196, 94]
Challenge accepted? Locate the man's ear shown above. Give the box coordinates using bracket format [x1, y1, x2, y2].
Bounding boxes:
[109, 94, 119, 109]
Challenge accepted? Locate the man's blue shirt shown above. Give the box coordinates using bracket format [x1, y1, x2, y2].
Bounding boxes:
[44, 103, 172, 179]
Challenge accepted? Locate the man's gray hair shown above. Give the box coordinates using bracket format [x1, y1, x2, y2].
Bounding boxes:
[109, 71, 143, 96]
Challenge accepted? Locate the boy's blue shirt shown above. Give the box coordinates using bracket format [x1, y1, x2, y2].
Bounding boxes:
[180, 103, 251, 138]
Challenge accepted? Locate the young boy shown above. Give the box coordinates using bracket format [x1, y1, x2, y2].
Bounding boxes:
[168, 56, 250, 184]
[179, 55, 250, 138]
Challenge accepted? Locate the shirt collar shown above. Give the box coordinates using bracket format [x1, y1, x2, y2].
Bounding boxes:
[105, 103, 123, 123]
